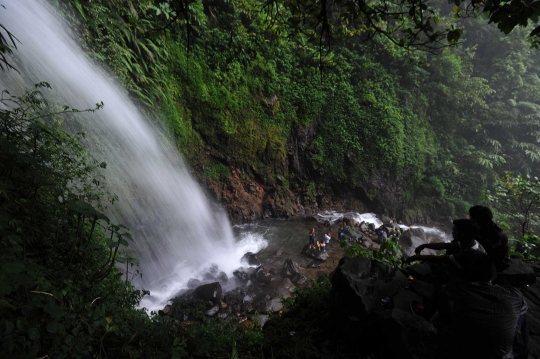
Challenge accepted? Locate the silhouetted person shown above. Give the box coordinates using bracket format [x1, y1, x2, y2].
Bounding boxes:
[440, 250, 529, 359]
[468, 205, 510, 271]
[407, 219, 486, 266]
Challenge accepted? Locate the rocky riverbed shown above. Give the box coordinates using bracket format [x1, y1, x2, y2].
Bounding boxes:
[165, 213, 451, 328]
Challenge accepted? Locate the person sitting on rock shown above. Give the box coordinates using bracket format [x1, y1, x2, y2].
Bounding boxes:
[437, 250, 529, 359]
[406, 219, 486, 266]
[316, 240, 326, 252]
[469, 205, 511, 272]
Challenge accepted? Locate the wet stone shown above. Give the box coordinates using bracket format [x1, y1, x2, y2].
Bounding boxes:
[206, 306, 219, 317]
[266, 298, 283, 312]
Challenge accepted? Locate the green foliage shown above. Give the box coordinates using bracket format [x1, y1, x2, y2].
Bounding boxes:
[263, 274, 332, 358]
[0, 7, 18, 71]
[482, 172, 540, 238]
[0, 84, 143, 358]
[204, 161, 230, 181]
[341, 238, 402, 268]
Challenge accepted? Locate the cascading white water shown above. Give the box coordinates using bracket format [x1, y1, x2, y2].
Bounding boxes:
[0, 0, 266, 310]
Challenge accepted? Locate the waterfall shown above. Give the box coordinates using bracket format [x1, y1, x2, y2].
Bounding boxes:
[0, 0, 266, 310]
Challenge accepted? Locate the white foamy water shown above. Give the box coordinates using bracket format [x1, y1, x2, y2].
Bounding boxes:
[317, 211, 451, 242]
[0, 0, 266, 311]
[317, 210, 384, 227]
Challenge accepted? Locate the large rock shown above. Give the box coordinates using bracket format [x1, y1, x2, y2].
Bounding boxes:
[399, 228, 437, 258]
[193, 282, 222, 303]
[281, 258, 301, 278]
[291, 273, 308, 286]
[344, 226, 368, 241]
[302, 244, 329, 261]
[266, 277, 296, 298]
[266, 298, 283, 312]
[241, 252, 262, 267]
[233, 268, 250, 282]
[331, 257, 393, 318]
[343, 216, 358, 226]
[375, 309, 437, 359]
[252, 266, 272, 285]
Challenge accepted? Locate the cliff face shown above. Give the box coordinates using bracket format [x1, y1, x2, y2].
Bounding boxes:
[202, 124, 377, 222]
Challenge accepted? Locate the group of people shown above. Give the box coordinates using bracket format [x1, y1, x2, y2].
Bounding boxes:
[308, 228, 332, 252]
[405, 205, 528, 359]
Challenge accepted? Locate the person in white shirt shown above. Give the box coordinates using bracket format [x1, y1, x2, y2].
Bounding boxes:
[324, 232, 331, 246]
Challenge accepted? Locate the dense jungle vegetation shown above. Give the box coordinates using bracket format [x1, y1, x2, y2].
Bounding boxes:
[1, 0, 540, 358]
[49, 0, 540, 220]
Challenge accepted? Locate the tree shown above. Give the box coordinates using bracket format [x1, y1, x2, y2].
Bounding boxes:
[0, 6, 19, 71]
[239, 0, 540, 52]
[484, 172, 540, 237]
[482, 173, 540, 257]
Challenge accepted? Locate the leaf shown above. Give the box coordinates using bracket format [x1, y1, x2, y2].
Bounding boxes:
[2, 261, 24, 274]
[0, 299, 15, 311]
[46, 320, 63, 334]
[28, 327, 40, 341]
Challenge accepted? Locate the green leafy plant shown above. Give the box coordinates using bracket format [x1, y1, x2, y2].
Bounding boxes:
[483, 172, 540, 258]
[341, 238, 402, 268]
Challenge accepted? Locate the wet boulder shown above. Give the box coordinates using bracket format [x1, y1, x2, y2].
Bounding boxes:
[193, 282, 222, 303]
[241, 252, 262, 267]
[399, 228, 436, 258]
[233, 268, 250, 282]
[291, 273, 309, 286]
[206, 305, 219, 317]
[343, 216, 358, 226]
[360, 222, 369, 233]
[252, 266, 272, 285]
[281, 258, 301, 278]
[344, 226, 366, 241]
[302, 244, 329, 261]
[266, 298, 283, 312]
[266, 277, 296, 298]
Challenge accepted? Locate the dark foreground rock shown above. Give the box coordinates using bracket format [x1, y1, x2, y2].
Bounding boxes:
[170, 258, 303, 323]
[329, 256, 540, 359]
[329, 257, 438, 357]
